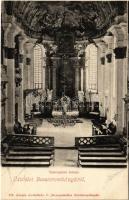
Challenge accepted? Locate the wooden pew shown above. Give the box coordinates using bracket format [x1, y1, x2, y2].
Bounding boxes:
[1, 134, 55, 167]
[75, 135, 127, 168]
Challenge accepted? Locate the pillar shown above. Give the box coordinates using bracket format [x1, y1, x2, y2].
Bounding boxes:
[103, 35, 114, 121]
[97, 41, 107, 117]
[1, 65, 8, 137]
[75, 66, 80, 95]
[120, 22, 128, 128]
[83, 66, 86, 93]
[24, 42, 34, 115]
[42, 50, 46, 91]
[80, 67, 83, 91]
[106, 53, 113, 120]
[45, 57, 50, 90]
[52, 66, 56, 97]
[42, 66, 46, 90]
[45, 65, 49, 89]
[114, 47, 127, 134]
[109, 24, 127, 134]
[48, 67, 51, 90]
[4, 23, 20, 132]
[18, 35, 28, 125]
[25, 42, 33, 89]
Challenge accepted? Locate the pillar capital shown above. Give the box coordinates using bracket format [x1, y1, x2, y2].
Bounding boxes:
[74, 65, 80, 69]
[114, 13, 127, 24]
[74, 43, 86, 57]
[43, 42, 57, 57]
[119, 23, 127, 47]
[51, 57, 58, 68]
[25, 42, 34, 59]
[18, 35, 28, 54]
[4, 23, 21, 48]
[25, 42, 34, 52]
[102, 35, 114, 51]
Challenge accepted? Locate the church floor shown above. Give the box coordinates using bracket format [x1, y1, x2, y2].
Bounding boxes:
[54, 149, 78, 167]
[36, 118, 92, 147]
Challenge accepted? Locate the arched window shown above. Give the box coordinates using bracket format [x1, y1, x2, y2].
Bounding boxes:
[86, 44, 98, 93]
[33, 44, 43, 89]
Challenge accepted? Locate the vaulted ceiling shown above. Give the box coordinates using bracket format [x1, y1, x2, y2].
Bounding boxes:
[4, 1, 127, 41]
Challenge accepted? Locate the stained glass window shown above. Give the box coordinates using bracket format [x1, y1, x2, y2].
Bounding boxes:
[33, 45, 43, 89]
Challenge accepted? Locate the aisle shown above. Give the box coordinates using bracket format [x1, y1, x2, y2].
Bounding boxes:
[37, 118, 92, 147]
[54, 149, 78, 167]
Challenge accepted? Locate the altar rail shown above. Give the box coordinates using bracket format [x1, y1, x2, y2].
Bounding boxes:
[2, 134, 54, 147]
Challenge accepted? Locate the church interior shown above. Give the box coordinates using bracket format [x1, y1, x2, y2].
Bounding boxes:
[1, 1, 128, 167]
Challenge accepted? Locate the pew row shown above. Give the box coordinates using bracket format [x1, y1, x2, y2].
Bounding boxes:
[75, 135, 127, 168]
[1, 134, 55, 167]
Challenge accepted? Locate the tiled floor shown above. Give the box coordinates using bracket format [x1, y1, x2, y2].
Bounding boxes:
[37, 118, 92, 147]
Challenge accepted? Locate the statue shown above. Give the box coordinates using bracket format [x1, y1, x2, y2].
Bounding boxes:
[47, 89, 53, 102]
[78, 91, 84, 102]
[60, 95, 71, 114]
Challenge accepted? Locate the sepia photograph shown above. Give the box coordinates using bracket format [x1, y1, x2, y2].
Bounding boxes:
[1, 0, 128, 199]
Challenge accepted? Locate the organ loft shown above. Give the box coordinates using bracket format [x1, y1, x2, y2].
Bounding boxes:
[1, 1, 128, 167]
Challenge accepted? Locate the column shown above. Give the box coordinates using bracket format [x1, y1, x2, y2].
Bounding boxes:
[46, 57, 52, 90]
[6, 47, 15, 132]
[120, 23, 128, 128]
[109, 24, 127, 134]
[83, 66, 86, 93]
[52, 66, 56, 97]
[18, 35, 27, 125]
[42, 51, 46, 91]
[106, 53, 112, 121]
[114, 47, 127, 134]
[75, 66, 80, 95]
[97, 41, 107, 117]
[80, 67, 83, 91]
[1, 65, 8, 137]
[75, 43, 86, 93]
[100, 57, 105, 117]
[48, 67, 51, 90]
[45, 57, 50, 90]
[45, 66, 49, 89]
[42, 66, 45, 90]
[24, 42, 33, 115]
[103, 35, 114, 121]
[25, 43, 33, 89]
[4, 24, 20, 132]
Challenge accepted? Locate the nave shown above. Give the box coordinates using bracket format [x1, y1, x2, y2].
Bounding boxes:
[1, 1, 128, 168]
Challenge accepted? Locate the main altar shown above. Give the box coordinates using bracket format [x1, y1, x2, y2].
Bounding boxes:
[49, 95, 81, 127]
